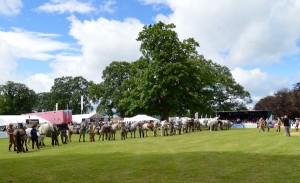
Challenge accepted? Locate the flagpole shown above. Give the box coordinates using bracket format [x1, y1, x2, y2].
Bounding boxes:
[81, 95, 83, 114]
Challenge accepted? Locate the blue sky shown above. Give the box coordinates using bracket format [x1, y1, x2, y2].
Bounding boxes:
[0, 0, 300, 109]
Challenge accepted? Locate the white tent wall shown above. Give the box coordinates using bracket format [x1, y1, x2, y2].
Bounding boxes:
[72, 112, 106, 124]
[0, 115, 51, 127]
[0, 118, 6, 126]
[123, 114, 159, 122]
[72, 114, 93, 124]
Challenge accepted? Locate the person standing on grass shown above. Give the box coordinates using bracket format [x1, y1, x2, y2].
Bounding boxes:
[276, 117, 282, 132]
[282, 115, 290, 137]
[259, 118, 265, 132]
[7, 123, 16, 152]
[89, 124, 95, 142]
[295, 118, 299, 131]
[31, 125, 39, 149]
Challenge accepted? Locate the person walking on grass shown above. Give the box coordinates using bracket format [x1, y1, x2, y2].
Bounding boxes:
[295, 118, 299, 131]
[89, 124, 95, 142]
[7, 123, 16, 152]
[259, 118, 265, 132]
[282, 115, 290, 137]
[276, 117, 282, 132]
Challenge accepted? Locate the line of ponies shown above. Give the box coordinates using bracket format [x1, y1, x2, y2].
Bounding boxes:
[12, 116, 231, 153]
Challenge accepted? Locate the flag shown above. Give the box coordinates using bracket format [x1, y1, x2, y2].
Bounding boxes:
[66, 104, 69, 118]
[195, 112, 199, 119]
[266, 114, 273, 123]
[81, 95, 83, 112]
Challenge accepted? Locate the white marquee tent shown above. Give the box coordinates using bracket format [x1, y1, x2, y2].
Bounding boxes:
[0, 115, 51, 127]
[124, 114, 158, 122]
[0, 118, 6, 126]
[72, 112, 107, 124]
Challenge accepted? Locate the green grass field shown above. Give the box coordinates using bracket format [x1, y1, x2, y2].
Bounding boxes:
[0, 128, 299, 183]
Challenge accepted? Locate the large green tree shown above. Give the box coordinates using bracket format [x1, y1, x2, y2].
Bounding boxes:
[120, 22, 251, 119]
[89, 61, 132, 117]
[93, 22, 251, 120]
[50, 76, 93, 114]
[208, 61, 251, 112]
[132, 22, 201, 120]
[0, 81, 37, 115]
[33, 92, 53, 112]
[0, 94, 10, 114]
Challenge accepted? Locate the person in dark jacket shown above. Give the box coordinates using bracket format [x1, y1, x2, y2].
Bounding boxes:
[282, 115, 290, 137]
[31, 126, 39, 149]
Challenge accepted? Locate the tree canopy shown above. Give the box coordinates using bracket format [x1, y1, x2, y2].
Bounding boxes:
[92, 22, 251, 119]
[0, 81, 37, 115]
[255, 82, 300, 119]
[89, 61, 132, 117]
[50, 76, 93, 114]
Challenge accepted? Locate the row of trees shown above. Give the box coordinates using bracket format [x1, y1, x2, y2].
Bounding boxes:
[0, 22, 252, 119]
[254, 83, 300, 119]
[0, 77, 93, 115]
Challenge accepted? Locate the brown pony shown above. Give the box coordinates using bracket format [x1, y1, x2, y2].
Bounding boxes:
[51, 125, 60, 146]
[99, 125, 111, 141]
[141, 122, 154, 137]
[13, 123, 28, 153]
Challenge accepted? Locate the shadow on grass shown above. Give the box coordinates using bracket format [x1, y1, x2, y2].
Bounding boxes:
[0, 150, 299, 183]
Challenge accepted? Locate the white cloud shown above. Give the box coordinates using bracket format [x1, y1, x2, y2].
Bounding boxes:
[0, 28, 69, 92]
[0, 16, 144, 93]
[99, 0, 116, 14]
[0, 42, 18, 84]
[24, 74, 55, 93]
[36, 0, 95, 14]
[0, 0, 22, 16]
[0, 28, 69, 60]
[48, 16, 144, 83]
[151, 0, 300, 68]
[232, 68, 286, 104]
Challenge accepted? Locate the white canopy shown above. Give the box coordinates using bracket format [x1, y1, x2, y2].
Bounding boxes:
[124, 114, 158, 122]
[0, 118, 6, 126]
[0, 115, 51, 126]
[72, 112, 106, 123]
